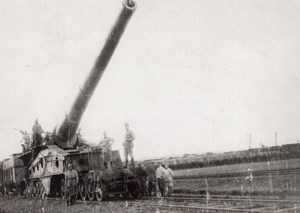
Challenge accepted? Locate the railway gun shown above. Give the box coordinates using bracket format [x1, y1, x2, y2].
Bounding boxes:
[0, 0, 140, 201]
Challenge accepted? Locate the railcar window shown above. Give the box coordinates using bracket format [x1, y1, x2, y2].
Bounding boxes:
[40, 158, 43, 168]
[79, 159, 85, 165]
[55, 157, 59, 167]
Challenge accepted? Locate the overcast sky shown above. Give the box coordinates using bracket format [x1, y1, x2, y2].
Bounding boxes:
[1, 0, 300, 160]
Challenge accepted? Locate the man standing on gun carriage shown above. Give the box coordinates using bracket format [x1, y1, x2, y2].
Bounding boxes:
[65, 163, 79, 206]
[19, 130, 32, 152]
[123, 123, 135, 167]
[32, 119, 44, 148]
[98, 131, 114, 169]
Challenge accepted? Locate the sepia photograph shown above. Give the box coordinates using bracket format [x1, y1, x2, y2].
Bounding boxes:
[0, 0, 300, 212]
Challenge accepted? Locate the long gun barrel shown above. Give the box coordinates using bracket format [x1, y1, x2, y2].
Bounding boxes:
[53, 0, 136, 149]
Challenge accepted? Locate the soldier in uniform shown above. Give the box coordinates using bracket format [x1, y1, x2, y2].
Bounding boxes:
[156, 162, 167, 197]
[136, 163, 148, 196]
[65, 163, 79, 206]
[123, 123, 135, 167]
[145, 164, 157, 196]
[32, 119, 44, 148]
[98, 132, 114, 168]
[20, 131, 31, 152]
[164, 164, 174, 196]
[76, 128, 82, 138]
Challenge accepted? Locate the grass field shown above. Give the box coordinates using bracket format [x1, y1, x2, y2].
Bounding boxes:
[173, 158, 300, 196]
[174, 158, 300, 177]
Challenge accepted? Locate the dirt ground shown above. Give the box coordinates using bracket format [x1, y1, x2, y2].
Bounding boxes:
[0, 196, 160, 213]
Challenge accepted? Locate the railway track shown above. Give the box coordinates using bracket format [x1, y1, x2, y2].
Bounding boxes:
[139, 196, 300, 212]
[3, 193, 299, 213]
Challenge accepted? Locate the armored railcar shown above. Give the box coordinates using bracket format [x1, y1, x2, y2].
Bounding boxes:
[25, 145, 140, 200]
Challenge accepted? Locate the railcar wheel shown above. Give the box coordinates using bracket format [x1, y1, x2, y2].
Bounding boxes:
[24, 186, 29, 197]
[36, 181, 42, 197]
[60, 179, 67, 199]
[32, 186, 37, 197]
[95, 182, 106, 202]
[75, 185, 79, 199]
[87, 180, 95, 201]
[17, 188, 22, 197]
[79, 182, 87, 201]
[121, 192, 129, 198]
[128, 179, 141, 198]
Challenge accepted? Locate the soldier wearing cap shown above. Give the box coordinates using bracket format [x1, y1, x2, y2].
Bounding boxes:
[32, 119, 44, 148]
[164, 164, 174, 196]
[145, 164, 157, 196]
[123, 123, 135, 167]
[65, 163, 79, 206]
[136, 163, 148, 196]
[156, 162, 167, 197]
[98, 132, 114, 168]
[20, 131, 31, 152]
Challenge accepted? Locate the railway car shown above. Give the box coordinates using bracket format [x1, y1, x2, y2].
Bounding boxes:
[0, 155, 26, 195]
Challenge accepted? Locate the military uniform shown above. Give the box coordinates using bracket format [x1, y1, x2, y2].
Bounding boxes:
[65, 167, 79, 206]
[145, 165, 156, 196]
[165, 167, 174, 196]
[136, 165, 148, 196]
[123, 129, 135, 166]
[98, 136, 114, 168]
[20, 133, 31, 151]
[156, 165, 167, 197]
[32, 123, 44, 147]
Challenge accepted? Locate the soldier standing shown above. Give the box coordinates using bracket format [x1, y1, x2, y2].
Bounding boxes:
[164, 164, 174, 196]
[98, 132, 114, 168]
[19, 131, 31, 152]
[156, 162, 167, 197]
[136, 163, 148, 196]
[123, 123, 135, 167]
[32, 119, 44, 148]
[65, 163, 79, 206]
[145, 164, 157, 196]
[76, 128, 82, 138]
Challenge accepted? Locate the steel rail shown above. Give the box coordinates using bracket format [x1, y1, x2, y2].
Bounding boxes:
[141, 195, 300, 204]
[137, 197, 299, 212]
[142, 203, 298, 213]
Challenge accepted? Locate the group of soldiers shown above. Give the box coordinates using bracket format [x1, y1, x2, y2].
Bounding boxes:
[19, 120, 136, 169]
[156, 162, 174, 197]
[136, 162, 174, 197]
[19, 119, 45, 152]
[98, 123, 135, 168]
